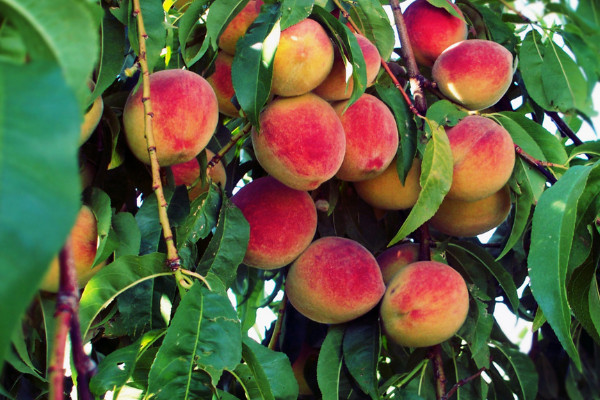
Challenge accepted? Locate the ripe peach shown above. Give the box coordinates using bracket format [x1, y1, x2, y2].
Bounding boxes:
[432, 39, 515, 110]
[80, 93, 103, 145]
[206, 51, 238, 117]
[445, 115, 515, 201]
[218, 0, 263, 55]
[313, 33, 381, 101]
[376, 242, 420, 285]
[380, 261, 469, 347]
[353, 157, 421, 210]
[252, 93, 345, 190]
[271, 19, 334, 97]
[332, 94, 398, 182]
[40, 206, 102, 293]
[171, 149, 227, 201]
[231, 176, 317, 269]
[430, 185, 511, 237]
[123, 69, 219, 166]
[286, 237, 386, 324]
[403, 0, 468, 67]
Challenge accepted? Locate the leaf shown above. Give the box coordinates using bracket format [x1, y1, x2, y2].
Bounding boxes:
[90, 187, 114, 267]
[388, 118, 453, 245]
[280, 0, 314, 30]
[519, 30, 552, 110]
[0, 0, 100, 106]
[561, 30, 600, 97]
[528, 165, 594, 370]
[178, 0, 212, 65]
[317, 325, 344, 400]
[112, 212, 142, 258]
[206, 0, 252, 48]
[347, 0, 395, 60]
[425, 100, 469, 128]
[91, 11, 125, 104]
[0, 61, 81, 374]
[342, 315, 380, 399]
[177, 184, 221, 248]
[128, 0, 166, 73]
[428, 0, 464, 21]
[232, 3, 281, 127]
[90, 329, 166, 395]
[590, 271, 600, 339]
[79, 253, 172, 338]
[490, 343, 539, 400]
[567, 260, 600, 344]
[147, 284, 242, 397]
[196, 195, 250, 290]
[240, 337, 299, 400]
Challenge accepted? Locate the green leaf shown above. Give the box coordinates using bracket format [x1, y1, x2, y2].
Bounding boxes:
[79, 253, 172, 338]
[317, 325, 344, 400]
[91, 11, 125, 104]
[568, 141, 600, 162]
[196, 194, 250, 290]
[232, 3, 281, 127]
[490, 344, 539, 400]
[0, 0, 100, 106]
[0, 61, 81, 374]
[519, 30, 552, 110]
[426, 100, 469, 127]
[590, 271, 600, 339]
[147, 284, 242, 397]
[90, 329, 166, 395]
[128, 0, 166, 73]
[90, 187, 114, 267]
[240, 337, 299, 400]
[567, 260, 600, 344]
[528, 165, 594, 370]
[112, 212, 142, 258]
[561, 30, 600, 97]
[280, 0, 313, 30]
[461, 299, 493, 369]
[178, 0, 212, 66]
[428, 0, 464, 21]
[342, 316, 380, 399]
[177, 185, 221, 248]
[388, 118, 453, 245]
[347, 0, 395, 60]
[207, 0, 251, 48]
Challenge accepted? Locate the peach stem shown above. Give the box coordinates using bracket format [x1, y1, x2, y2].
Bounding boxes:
[208, 123, 252, 169]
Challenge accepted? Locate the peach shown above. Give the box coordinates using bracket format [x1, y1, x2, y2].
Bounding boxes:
[231, 176, 317, 269]
[40, 206, 103, 293]
[313, 33, 381, 101]
[380, 261, 469, 347]
[218, 0, 263, 55]
[123, 69, 219, 166]
[271, 19, 334, 97]
[170, 149, 227, 201]
[291, 343, 319, 396]
[80, 93, 103, 145]
[206, 51, 238, 117]
[252, 93, 345, 190]
[285, 237, 386, 324]
[445, 115, 515, 201]
[403, 0, 468, 67]
[432, 39, 515, 110]
[353, 157, 421, 210]
[430, 185, 511, 237]
[376, 242, 420, 285]
[332, 94, 398, 182]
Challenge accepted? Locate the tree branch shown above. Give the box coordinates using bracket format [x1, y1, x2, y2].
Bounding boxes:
[268, 295, 287, 351]
[545, 111, 584, 146]
[429, 344, 446, 400]
[514, 145, 558, 184]
[442, 365, 486, 400]
[208, 123, 252, 169]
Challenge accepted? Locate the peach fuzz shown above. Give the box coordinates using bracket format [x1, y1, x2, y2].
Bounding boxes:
[445, 115, 515, 201]
[333, 94, 398, 182]
[353, 157, 421, 210]
[430, 185, 511, 237]
[218, 0, 263, 55]
[206, 51, 238, 117]
[40, 206, 103, 293]
[432, 39, 515, 110]
[286, 236, 385, 324]
[380, 261, 469, 347]
[252, 93, 345, 191]
[313, 33, 381, 101]
[376, 242, 420, 285]
[171, 149, 227, 201]
[271, 19, 334, 97]
[123, 69, 218, 167]
[231, 176, 317, 270]
[403, 0, 468, 67]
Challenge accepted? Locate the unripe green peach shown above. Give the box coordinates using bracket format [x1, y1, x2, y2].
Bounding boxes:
[332, 94, 398, 182]
[313, 33, 381, 101]
[445, 115, 515, 201]
[353, 157, 421, 210]
[40, 206, 103, 292]
[171, 149, 227, 201]
[403, 0, 468, 67]
[218, 0, 263, 55]
[206, 51, 238, 117]
[432, 39, 515, 110]
[380, 261, 469, 347]
[252, 93, 346, 191]
[286, 237, 386, 324]
[123, 69, 219, 166]
[430, 185, 511, 237]
[271, 19, 334, 97]
[231, 176, 317, 270]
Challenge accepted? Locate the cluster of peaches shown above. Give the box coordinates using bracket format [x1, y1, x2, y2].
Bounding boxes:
[43, 0, 518, 358]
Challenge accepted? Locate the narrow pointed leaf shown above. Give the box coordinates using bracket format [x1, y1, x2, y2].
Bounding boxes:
[317, 325, 344, 400]
[343, 316, 380, 399]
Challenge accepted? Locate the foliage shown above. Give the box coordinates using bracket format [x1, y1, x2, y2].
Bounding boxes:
[1, 0, 600, 399]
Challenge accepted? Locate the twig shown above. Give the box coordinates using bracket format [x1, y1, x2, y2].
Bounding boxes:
[208, 123, 252, 168]
[429, 344, 446, 400]
[70, 315, 95, 400]
[497, 0, 532, 23]
[418, 224, 431, 262]
[545, 111, 584, 146]
[514, 145, 558, 184]
[267, 295, 287, 350]
[441, 366, 486, 400]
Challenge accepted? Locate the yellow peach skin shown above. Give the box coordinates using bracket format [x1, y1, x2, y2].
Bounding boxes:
[432, 39, 515, 110]
[430, 185, 512, 237]
[380, 261, 469, 347]
[218, 0, 263, 55]
[206, 51, 239, 117]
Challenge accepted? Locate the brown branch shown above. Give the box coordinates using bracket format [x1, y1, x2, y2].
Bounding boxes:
[268, 295, 287, 351]
[208, 123, 252, 169]
[514, 144, 558, 184]
[442, 366, 486, 400]
[429, 344, 446, 400]
[418, 224, 431, 261]
[545, 111, 584, 146]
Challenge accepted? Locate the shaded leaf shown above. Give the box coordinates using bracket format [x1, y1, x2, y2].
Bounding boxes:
[317, 325, 344, 400]
[490, 344, 539, 400]
[519, 30, 552, 110]
[343, 315, 380, 399]
[128, 0, 166, 72]
[347, 0, 395, 60]
[567, 259, 600, 344]
[280, 0, 313, 30]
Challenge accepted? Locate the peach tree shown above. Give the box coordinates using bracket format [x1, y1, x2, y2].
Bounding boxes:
[0, 0, 599, 399]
